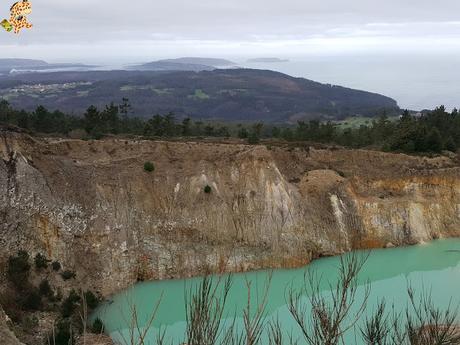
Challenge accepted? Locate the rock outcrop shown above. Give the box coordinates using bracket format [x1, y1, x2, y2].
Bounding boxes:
[1, 130, 459, 296]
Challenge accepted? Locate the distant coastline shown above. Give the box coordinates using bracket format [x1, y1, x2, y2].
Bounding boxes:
[247, 57, 289, 63]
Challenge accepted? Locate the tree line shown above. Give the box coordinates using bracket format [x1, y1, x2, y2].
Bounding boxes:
[0, 98, 459, 153]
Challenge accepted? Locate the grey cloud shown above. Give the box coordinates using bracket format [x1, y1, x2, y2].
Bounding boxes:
[2, 0, 460, 61]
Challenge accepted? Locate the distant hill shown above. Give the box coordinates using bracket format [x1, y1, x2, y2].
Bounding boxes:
[0, 68, 399, 122]
[130, 61, 215, 72]
[0, 58, 95, 74]
[130, 57, 237, 72]
[0, 58, 48, 70]
[247, 58, 289, 63]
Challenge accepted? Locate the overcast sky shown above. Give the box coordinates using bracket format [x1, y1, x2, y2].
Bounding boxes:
[2, 0, 460, 63]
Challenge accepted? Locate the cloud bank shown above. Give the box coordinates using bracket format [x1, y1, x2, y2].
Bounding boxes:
[1, 0, 460, 62]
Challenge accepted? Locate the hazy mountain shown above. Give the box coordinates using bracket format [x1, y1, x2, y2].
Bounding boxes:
[129, 61, 215, 72]
[0, 58, 96, 74]
[0, 59, 48, 69]
[0, 68, 399, 122]
[130, 57, 237, 72]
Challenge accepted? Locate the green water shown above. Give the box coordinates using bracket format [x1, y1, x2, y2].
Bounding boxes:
[94, 239, 460, 344]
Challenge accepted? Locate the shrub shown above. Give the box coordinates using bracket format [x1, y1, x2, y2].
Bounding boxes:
[426, 128, 443, 152]
[247, 133, 260, 145]
[60, 270, 76, 281]
[47, 319, 73, 345]
[92, 318, 104, 333]
[7, 250, 31, 288]
[0, 289, 22, 322]
[238, 128, 249, 139]
[61, 289, 80, 318]
[289, 177, 301, 184]
[21, 314, 39, 329]
[34, 253, 49, 270]
[39, 279, 53, 297]
[204, 185, 212, 194]
[68, 128, 88, 140]
[91, 131, 104, 140]
[444, 136, 456, 152]
[143, 161, 155, 172]
[52, 261, 61, 271]
[336, 170, 346, 178]
[84, 291, 99, 310]
[22, 290, 42, 311]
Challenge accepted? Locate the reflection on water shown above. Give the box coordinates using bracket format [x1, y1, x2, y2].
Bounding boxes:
[94, 239, 460, 344]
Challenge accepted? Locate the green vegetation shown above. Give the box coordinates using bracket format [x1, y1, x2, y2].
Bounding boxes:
[144, 161, 155, 172]
[0, 99, 459, 154]
[247, 123, 264, 144]
[281, 108, 459, 153]
[52, 260, 61, 271]
[7, 250, 31, 289]
[22, 290, 42, 311]
[34, 253, 49, 270]
[92, 318, 104, 333]
[60, 270, 76, 281]
[247, 134, 260, 144]
[61, 289, 80, 317]
[0, 69, 399, 121]
[1, 249, 101, 344]
[204, 185, 212, 194]
[188, 89, 210, 100]
[336, 116, 380, 129]
[38, 279, 53, 297]
[84, 290, 99, 309]
[335, 115, 396, 130]
[48, 319, 73, 345]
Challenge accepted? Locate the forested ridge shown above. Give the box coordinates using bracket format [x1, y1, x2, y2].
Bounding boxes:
[0, 69, 398, 121]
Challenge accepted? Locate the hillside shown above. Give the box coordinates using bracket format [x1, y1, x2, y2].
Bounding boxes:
[0, 58, 48, 69]
[130, 57, 237, 72]
[130, 61, 215, 72]
[0, 68, 399, 122]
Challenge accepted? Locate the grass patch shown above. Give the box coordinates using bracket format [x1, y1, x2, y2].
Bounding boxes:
[188, 89, 210, 100]
[335, 116, 399, 129]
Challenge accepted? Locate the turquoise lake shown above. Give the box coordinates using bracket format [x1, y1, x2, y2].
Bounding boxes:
[94, 239, 460, 344]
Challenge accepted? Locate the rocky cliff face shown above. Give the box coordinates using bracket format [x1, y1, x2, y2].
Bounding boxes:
[1, 130, 459, 296]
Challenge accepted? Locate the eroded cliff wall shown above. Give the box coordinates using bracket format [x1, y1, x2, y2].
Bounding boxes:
[1, 130, 459, 296]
